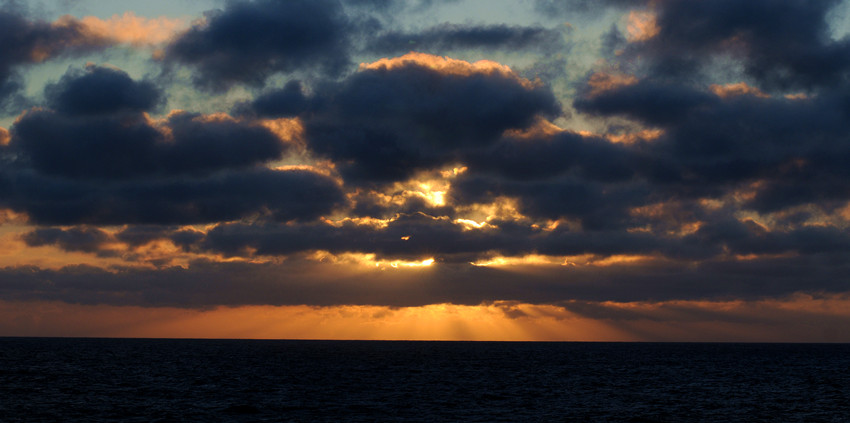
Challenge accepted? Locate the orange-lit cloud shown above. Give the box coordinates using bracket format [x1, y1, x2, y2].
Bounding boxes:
[259, 117, 306, 148]
[626, 10, 660, 42]
[0, 127, 9, 146]
[502, 118, 564, 140]
[77, 12, 187, 46]
[605, 128, 664, 144]
[585, 72, 638, 96]
[709, 82, 770, 98]
[470, 254, 658, 268]
[309, 251, 436, 269]
[361, 52, 537, 87]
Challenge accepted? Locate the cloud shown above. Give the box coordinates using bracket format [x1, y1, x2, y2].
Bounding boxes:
[22, 226, 113, 254]
[0, 7, 111, 111]
[9, 110, 289, 180]
[7, 66, 291, 180]
[1, 167, 344, 225]
[3, 252, 850, 308]
[163, 0, 355, 90]
[45, 65, 162, 115]
[574, 76, 850, 212]
[0, 64, 345, 225]
[4, 0, 850, 327]
[77, 12, 186, 46]
[623, 0, 850, 88]
[245, 53, 560, 185]
[235, 80, 310, 118]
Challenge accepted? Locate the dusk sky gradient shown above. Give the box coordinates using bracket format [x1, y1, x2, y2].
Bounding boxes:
[2, 0, 850, 341]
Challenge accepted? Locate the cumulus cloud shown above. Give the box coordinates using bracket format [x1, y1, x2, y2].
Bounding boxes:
[5, 0, 850, 321]
[45, 65, 162, 115]
[163, 0, 355, 90]
[0, 65, 344, 224]
[620, 0, 850, 88]
[0, 7, 111, 111]
[244, 53, 560, 185]
[3, 252, 850, 308]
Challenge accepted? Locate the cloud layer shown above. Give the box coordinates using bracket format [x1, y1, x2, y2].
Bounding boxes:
[2, 0, 850, 319]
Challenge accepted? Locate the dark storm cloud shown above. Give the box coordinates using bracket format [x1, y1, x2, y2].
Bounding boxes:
[366, 24, 565, 55]
[3, 252, 850, 308]
[628, 0, 850, 88]
[182, 212, 850, 263]
[464, 131, 638, 182]
[235, 80, 310, 118]
[114, 225, 177, 247]
[248, 59, 560, 185]
[164, 0, 354, 90]
[6, 0, 850, 313]
[574, 78, 850, 211]
[43, 203, 850, 264]
[0, 167, 344, 225]
[0, 7, 110, 111]
[45, 66, 162, 115]
[191, 214, 533, 260]
[22, 226, 112, 254]
[0, 65, 345, 225]
[574, 80, 716, 126]
[8, 66, 288, 179]
[9, 110, 287, 179]
[448, 173, 650, 231]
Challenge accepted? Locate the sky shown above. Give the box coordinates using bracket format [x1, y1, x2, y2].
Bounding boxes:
[2, 0, 850, 341]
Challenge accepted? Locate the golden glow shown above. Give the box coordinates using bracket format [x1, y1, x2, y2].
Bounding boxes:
[415, 183, 446, 207]
[272, 164, 337, 180]
[440, 166, 468, 178]
[374, 256, 435, 269]
[321, 216, 392, 229]
[455, 196, 528, 224]
[351, 167, 462, 212]
[709, 82, 770, 98]
[470, 255, 562, 267]
[471, 253, 657, 268]
[0, 300, 627, 341]
[304, 251, 435, 269]
[77, 12, 187, 46]
[626, 10, 660, 42]
[455, 219, 493, 230]
[3, 294, 849, 341]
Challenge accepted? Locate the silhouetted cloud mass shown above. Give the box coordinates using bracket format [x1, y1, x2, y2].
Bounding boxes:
[45, 65, 162, 115]
[0, 7, 110, 111]
[2, 0, 850, 313]
[164, 0, 354, 90]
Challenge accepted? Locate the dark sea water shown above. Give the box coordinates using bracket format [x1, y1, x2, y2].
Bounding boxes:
[1, 339, 848, 422]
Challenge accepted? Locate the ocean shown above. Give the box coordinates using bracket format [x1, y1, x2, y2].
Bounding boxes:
[1, 338, 848, 422]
